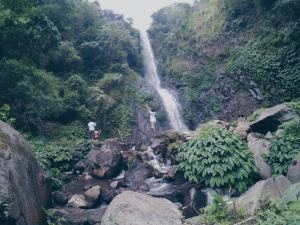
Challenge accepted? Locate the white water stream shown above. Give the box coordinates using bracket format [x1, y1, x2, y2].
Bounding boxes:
[140, 29, 188, 132]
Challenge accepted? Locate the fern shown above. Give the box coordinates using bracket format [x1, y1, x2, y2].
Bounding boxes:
[176, 127, 258, 192]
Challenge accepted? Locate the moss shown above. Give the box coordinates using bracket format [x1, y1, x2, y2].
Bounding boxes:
[0, 129, 10, 150]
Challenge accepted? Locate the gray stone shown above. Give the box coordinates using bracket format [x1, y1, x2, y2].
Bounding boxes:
[68, 194, 89, 208]
[124, 162, 154, 189]
[101, 191, 183, 225]
[234, 176, 291, 215]
[49, 207, 107, 225]
[52, 191, 69, 206]
[250, 103, 298, 133]
[0, 120, 51, 225]
[84, 186, 101, 204]
[247, 133, 272, 179]
[287, 153, 300, 184]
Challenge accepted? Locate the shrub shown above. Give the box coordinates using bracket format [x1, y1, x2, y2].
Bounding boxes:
[176, 127, 258, 192]
[0, 104, 15, 125]
[264, 119, 300, 175]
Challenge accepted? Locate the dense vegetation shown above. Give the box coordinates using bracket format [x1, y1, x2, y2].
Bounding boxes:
[0, 0, 143, 137]
[149, 0, 300, 128]
[0, 0, 146, 187]
[176, 126, 258, 192]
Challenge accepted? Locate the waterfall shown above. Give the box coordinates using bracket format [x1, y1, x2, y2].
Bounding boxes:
[140, 29, 188, 132]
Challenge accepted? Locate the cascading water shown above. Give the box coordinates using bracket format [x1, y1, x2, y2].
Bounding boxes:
[140, 29, 188, 132]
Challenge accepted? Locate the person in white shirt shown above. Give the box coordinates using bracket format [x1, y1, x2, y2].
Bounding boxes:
[88, 121, 96, 139]
[145, 104, 156, 135]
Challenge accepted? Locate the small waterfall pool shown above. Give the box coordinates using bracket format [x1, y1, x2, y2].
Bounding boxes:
[140, 29, 188, 132]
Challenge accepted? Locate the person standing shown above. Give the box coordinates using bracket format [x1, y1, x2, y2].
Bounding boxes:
[88, 121, 96, 139]
[145, 104, 157, 135]
[94, 129, 101, 141]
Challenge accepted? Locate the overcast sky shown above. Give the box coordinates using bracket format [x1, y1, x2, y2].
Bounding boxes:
[98, 0, 195, 30]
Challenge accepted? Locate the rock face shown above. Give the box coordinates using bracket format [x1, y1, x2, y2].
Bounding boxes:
[87, 138, 123, 178]
[101, 191, 183, 225]
[0, 121, 51, 225]
[234, 176, 291, 215]
[250, 104, 298, 133]
[287, 153, 300, 184]
[247, 134, 272, 179]
[49, 207, 107, 225]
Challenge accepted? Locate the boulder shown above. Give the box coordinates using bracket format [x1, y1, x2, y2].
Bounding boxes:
[234, 176, 291, 215]
[87, 138, 123, 178]
[233, 121, 250, 139]
[151, 130, 185, 155]
[49, 207, 107, 225]
[52, 191, 69, 206]
[0, 121, 51, 225]
[101, 191, 183, 225]
[68, 194, 89, 208]
[183, 187, 207, 218]
[287, 153, 300, 184]
[250, 104, 298, 133]
[124, 162, 154, 189]
[247, 133, 272, 179]
[84, 186, 101, 205]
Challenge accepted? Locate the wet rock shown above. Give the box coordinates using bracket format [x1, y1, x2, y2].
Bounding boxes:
[78, 172, 92, 181]
[234, 175, 291, 215]
[84, 186, 101, 205]
[183, 188, 207, 218]
[250, 104, 298, 134]
[151, 130, 185, 155]
[124, 162, 154, 189]
[247, 133, 272, 179]
[73, 160, 86, 174]
[101, 191, 183, 225]
[102, 189, 121, 204]
[49, 207, 107, 225]
[233, 121, 250, 139]
[68, 194, 89, 208]
[0, 121, 51, 225]
[287, 153, 300, 184]
[110, 180, 124, 189]
[52, 191, 69, 206]
[62, 171, 74, 182]
[199, 120, 230, 130]
[87, 138, 123, 178]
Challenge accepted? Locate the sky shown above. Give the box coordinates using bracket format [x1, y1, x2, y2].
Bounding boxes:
[98, 0, 195, 30]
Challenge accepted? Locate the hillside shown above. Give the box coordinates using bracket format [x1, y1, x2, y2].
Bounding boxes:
[149, 0, 300, 128]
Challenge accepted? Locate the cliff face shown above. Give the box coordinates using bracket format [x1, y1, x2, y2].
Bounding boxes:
[0, 121, 51, 225]
[148, 0, 300, 129]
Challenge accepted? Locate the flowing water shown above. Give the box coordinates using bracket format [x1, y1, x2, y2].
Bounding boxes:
[140, 29, 188, 132]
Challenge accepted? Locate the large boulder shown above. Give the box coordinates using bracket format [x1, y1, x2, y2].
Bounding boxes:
[287, 153, 300, 184]
[124, 162, 154, 189]
[234, 176, 291, 215]
[87, 138, 123, 178]
[0, 121, 51, 225]
[101, 191, 183, 225]
[250, 104, 298, 133]
[247, 133, 272, 179]
[49, 207, 107, 225]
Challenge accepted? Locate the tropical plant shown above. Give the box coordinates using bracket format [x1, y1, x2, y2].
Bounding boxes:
[0, 104, 15, 125]
[264, 119, 300, 175]
[176, 127, 259, 192]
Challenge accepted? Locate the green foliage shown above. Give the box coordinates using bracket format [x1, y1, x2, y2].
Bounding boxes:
[287, 101, 300, 115]
[176, 127, 258, 192]
[0, 104, 15, 125]
[278, 182, 300, 210]
[45, 209, 66, 225]
[264, 119, 300, 175]
[248, 108, 266, 122]
[27, 122, 94, 188]
[255, 201, 300, 225]
[0, 0, 143, 139]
